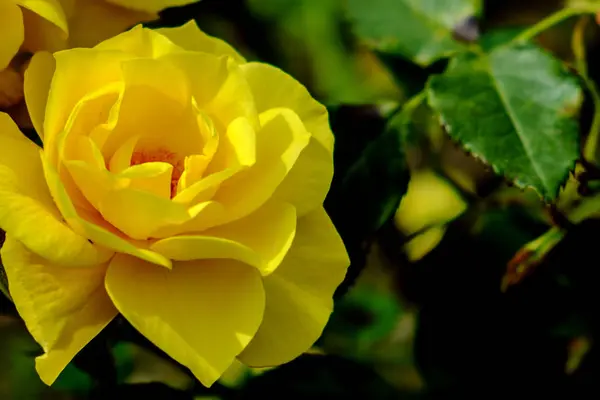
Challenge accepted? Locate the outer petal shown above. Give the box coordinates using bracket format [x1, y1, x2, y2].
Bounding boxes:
[94, 23, 182, 58]
[240, 62, 333, 153]
[169, 52, 259, 131]
[21, 8, 67, 55]
[214, 108, 310, 223]
[66, 0, 155, 48]
[106, 0, 198, 14]
[0, 2, 24, 70]
[1, 237, 117, 385]
[151, 201, 296, 276]
[271, 138, 333, 216]
[15, 0, 68, 33]
[24, 51, 56, 141]
[105, 255, 265, 387]
[238, 207, 349, 366]
[157, 20, 246, 64]
[0, 113, 113, 266]
[240, 63, 335, 215]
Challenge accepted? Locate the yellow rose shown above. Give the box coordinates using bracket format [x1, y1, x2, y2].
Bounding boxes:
[0, 21, 349, 387]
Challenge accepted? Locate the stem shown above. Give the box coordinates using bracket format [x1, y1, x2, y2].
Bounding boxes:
[400, 90, 426, 117]
[582, 87, 600, 164]
[573, 16, 600, 163]
[387, 89, 427, 135]
[513, 4, 600, 44]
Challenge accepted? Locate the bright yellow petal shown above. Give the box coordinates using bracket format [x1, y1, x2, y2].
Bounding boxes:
[172, 166, 239, 207]
[118, 162, 174, 199]
[108, 134, 139, 173]
[64, 160, 113, 209]
[238, 207, 348, 366]
[1, 237, 117, 385]
[99, 57, 198, 160]
[214, 108, 310, 223]
[24, 51, 56, 141]
[0, 3, 24, 69]
[157, 20, 246, 64]
[98, 187, 190, 240]
[0, 113, 113, 267]
[94, 24, 181, 58]
[151, 201, 296, 275]
[41, 153, 172, 268]
[106, 0, 198, 13]
[15, 0, 68, 32]
[174, 111, 219, 194]
[105, 255, 265, 387]
[44, 48, 133, 156]
[66, 0, 155, 48]
[122, 57, 190, 105]
[170, 52, 259, 130]
[202, 115, 255, 178]
[20, 7, 67, 54]
[240, 62, 333, 154]
[270, 137, 333, 216]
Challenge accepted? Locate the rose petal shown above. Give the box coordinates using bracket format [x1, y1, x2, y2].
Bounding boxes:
[106, 0, 198, 14]
[24, 51, 56, 141]
[1, 236, 117, 385]
[15, 0, 68, 33]
[98, 186, 190, 240]
[105, 254, 265, 387]
[213, 108, 310, 223]
[170, 52, 259, 130]
[238, 207, 348, 366]
[94, 23, 181, 58]
[157, 20, 246, 64]
[241, 62, 334, 154]
[41, 153, 172, 268]
[0, 113, 112, 266]
[44, 48, 134, 157]
[151, 201, 296, 275]
[66, 0, 154, 48]
[0, 3, 24, 69]
[271, 138, 333, 216]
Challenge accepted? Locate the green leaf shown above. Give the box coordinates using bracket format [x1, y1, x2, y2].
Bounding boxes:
[427, 43, 582, 201]
[346, 0, 480, 66]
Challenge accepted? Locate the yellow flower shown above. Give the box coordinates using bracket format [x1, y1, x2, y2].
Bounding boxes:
[0, 22, 349, 387]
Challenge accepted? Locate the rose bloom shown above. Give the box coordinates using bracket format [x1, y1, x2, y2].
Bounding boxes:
[0, 22, 349, 387]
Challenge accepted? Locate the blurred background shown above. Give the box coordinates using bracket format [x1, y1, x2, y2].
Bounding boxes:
[3, 0, 600, 398]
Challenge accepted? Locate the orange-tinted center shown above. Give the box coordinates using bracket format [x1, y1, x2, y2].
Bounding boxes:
[131, 148, 184, 198]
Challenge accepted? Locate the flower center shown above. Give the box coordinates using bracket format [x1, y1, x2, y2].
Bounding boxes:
[130, 148, 184, 198]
